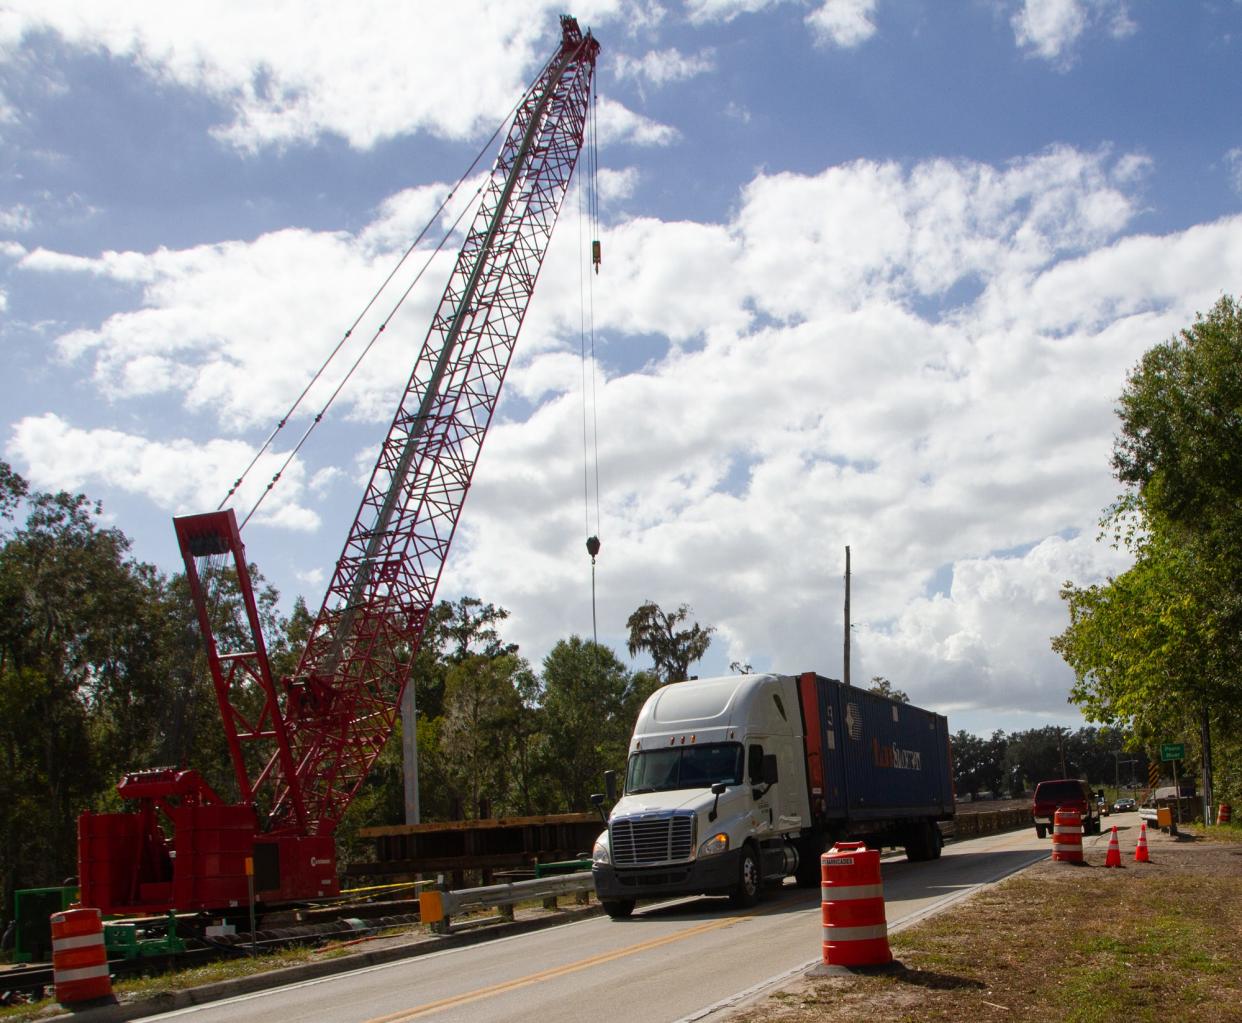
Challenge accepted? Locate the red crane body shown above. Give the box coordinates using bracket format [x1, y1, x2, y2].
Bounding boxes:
[77, 17, 600, 915]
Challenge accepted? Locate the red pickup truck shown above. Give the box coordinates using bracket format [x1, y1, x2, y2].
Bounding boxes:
[1031, 778, 1104, 839]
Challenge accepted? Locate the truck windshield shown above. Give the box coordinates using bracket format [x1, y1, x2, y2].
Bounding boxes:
[625, 743, 744, 794]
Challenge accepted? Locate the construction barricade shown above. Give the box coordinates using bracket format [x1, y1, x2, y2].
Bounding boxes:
[50, 907, 114, 1006]
[1051, 808, 1084, 864]
[817, 841, 892, 970]
[1218, 804, 1232, 826]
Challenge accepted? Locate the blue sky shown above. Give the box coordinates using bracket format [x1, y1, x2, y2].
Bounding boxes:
[2, 0, 1241, 739]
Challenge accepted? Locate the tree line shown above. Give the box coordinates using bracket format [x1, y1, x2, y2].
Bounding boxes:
[0, 472, 719, 918]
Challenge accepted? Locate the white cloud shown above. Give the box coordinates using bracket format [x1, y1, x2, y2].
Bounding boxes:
[595, 95, 680, 147]
[19, 226, 440, 430]
[12, 141, 1242, 728]
[598, 166, 640, 205]
[0, 1, 637, 152]
[1011, 0, 1136, 66]
[0, 203, 32, 232]
[613, 47, 716, 87]
[1012, 0, 1088, 63]
[6, 412, 322, 528]
[685, 0, 785, 25]
[806, 0, 878, 49]
[1227, 147, 1242, 196]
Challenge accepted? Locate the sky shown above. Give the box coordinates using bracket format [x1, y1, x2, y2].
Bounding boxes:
[3, 0, 1241, 739]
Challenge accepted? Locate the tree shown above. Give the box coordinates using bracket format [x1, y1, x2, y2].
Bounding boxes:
[867, 676, 909, 703]
[1054, 296, 1242, 801]
[625, 602, 714, 684]
[439, 653, 530, 818]
[0, 483, 187, 915]
[538, 637, 636, 811]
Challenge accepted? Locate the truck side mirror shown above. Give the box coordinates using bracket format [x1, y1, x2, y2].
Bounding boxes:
[605, 769, 617, 803]
[589, 791, 608, 825]
[709, 781, 726, 822]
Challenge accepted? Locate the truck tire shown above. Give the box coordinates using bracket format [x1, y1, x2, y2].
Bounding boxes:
[1035, 823, 1046, 839]
[601, 898, 635, 919]
[794, 836, 824, 888]
[729, 845, 762, 908]
[904, 822, 938, 862]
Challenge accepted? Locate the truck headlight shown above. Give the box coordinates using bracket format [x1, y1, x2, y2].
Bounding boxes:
[592, 836, 610, 866]
[698, 832, 729, 858]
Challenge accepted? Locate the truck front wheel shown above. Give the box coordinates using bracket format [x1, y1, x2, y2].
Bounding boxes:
[601, 898, 635, 919]
[729, 845, 762, 908]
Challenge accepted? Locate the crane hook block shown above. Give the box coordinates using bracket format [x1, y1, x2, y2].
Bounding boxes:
[592, 239, 601, 274]
[586, 535, 601, 559]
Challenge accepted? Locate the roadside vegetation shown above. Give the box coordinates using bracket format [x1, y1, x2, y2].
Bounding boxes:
[737, 822, 1242, 1023]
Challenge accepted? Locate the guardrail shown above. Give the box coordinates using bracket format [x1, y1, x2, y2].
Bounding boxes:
[418, 871, 595, 933]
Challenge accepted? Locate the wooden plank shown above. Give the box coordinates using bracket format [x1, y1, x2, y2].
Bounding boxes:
[358, 812, 598, 838]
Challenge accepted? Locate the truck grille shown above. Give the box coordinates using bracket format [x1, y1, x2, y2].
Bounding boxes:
[611, 814, 694, 866]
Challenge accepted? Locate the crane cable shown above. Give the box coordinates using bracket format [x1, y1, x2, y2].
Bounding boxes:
[580, 86, 603, 649]
[218, 52, 559, 522]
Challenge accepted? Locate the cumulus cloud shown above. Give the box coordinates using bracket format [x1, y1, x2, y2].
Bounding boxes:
[613, 47, 716, 88]
[0, 1, 650, 152]
[1227, 147, 1242, 196]
[806, 0, 878, 49]
[11, 140, 1242, 728]
[7, 412, 322, 529]
[1011, 0, 1136, 66]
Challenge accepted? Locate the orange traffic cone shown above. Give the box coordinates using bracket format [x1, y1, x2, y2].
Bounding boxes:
[1104, 826, 1122, 867]
[1134, 822, 1151, 863]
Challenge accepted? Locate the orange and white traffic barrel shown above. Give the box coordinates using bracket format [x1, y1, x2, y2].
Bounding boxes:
[50, 908, 114, 1006]
[1051, 808, 1084, 864]
[819, 841, 892, 968]
[1218, 804, 1232, 826]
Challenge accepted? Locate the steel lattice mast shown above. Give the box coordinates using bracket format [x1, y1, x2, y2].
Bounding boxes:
[277, 16, 598, 834]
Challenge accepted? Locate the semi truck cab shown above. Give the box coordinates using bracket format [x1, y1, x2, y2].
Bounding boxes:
[590, 673, 809, 919]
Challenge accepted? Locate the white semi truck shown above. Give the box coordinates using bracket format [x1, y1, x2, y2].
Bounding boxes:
[590, 671, 954, 918]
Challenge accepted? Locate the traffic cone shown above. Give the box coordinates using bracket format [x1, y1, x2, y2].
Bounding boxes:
[1104, 826, 1122, 867]
[1134, 822, 1151, 863]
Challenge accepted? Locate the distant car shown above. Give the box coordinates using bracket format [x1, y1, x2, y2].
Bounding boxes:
[1112, 797, 1137, 813]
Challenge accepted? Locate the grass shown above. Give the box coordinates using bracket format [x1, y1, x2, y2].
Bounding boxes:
[734, 823, 1242, 1023]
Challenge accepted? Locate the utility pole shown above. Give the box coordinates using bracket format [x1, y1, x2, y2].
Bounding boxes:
[843, 545, 851, 687]
[402, 683, 420, 825]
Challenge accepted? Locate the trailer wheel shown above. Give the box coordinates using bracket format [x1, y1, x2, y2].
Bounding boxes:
[729, 845, 762, 908]
[904, 822, 939, 862]
[1035, 823, 1046, 839]
[602, 898, 635, 919]
[794, 836, 825, 888]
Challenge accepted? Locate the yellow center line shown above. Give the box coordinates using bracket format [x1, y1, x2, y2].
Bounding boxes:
[361, 914, 748, 1023]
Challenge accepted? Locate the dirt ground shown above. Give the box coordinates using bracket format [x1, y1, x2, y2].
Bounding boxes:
[724, 824, 1242, 1023]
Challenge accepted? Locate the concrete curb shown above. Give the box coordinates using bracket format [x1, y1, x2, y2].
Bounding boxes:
[48, 905, 604, 1021]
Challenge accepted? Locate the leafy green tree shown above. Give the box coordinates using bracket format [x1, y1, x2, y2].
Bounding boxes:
[1054, 296, 1242, 800]
[0, 483, 179, 913]
[538, 637, 636, 811]
[439, 653, 531, 818]
[625, 601, 713, 684]
[867, 676, 909, 703]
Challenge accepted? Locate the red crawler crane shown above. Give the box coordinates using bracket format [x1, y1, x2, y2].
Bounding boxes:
[78, 16, 600, 915]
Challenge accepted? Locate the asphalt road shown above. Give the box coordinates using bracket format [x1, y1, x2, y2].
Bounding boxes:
[139, 828, 1054, 1023]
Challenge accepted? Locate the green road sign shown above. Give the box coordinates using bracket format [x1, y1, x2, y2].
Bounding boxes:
[1160, 743, 1185, 762]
